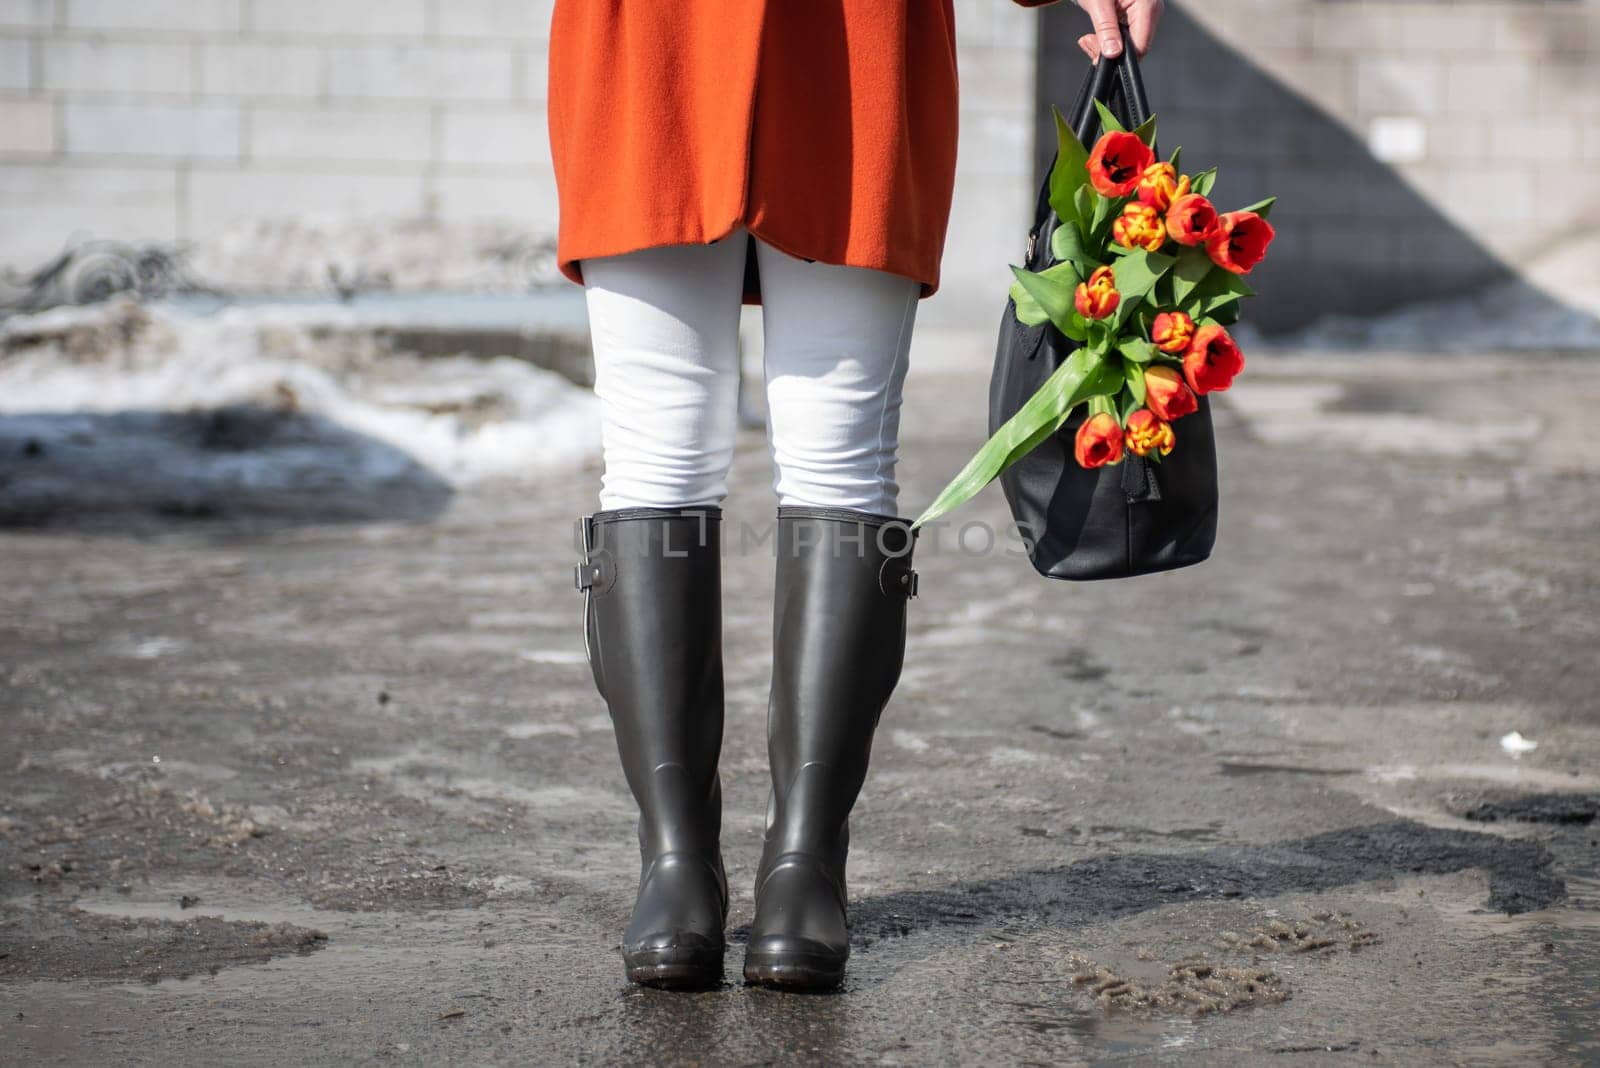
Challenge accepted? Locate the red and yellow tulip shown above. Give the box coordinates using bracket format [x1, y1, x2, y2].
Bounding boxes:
[1124, 408, 1176, 458]
[1074, 412, 1125, 468]
[1074, 265, 1121, 320]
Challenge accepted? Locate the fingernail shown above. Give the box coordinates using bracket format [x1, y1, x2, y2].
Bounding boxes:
[1101, 34, 1121, 56]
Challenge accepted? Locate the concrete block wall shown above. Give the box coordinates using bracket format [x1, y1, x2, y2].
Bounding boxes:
[0, 0, 1041, 329]
[0, 0, 561, 274]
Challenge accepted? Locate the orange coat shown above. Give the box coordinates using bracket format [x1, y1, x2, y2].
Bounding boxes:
[547, 1, 1057, 301]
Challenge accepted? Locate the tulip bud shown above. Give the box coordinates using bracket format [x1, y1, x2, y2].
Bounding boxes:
[1086, 131, 1156, 198]
[1136, 163, 1189, 213]
[1183, 324, 1246, 395]
[1142, 364, 1199, 422]
[1112, 202, 1167, 252]
[1074, 265, 1120, 321]
[1124, 408, 1176, 458]
[1074, 412, 1125, 469]
[1150, 310, 1195, 354]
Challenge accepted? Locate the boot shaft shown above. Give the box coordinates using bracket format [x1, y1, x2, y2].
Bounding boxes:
[764, 507, 917, 862]
[577, 507, 724, 858]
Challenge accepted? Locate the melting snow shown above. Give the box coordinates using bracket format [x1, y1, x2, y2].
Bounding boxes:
[0, 297, 600, 489]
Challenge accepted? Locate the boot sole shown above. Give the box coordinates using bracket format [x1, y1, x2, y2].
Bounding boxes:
[743, 952, 846, 992]
[625, 947, 725, 990]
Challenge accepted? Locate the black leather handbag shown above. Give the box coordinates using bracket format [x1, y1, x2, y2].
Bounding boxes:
[989, 42, 1219, 581]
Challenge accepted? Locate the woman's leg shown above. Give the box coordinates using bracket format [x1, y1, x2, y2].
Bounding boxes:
[583, 236, 747, 509]
[574, 235, 745, 988]
[743, 242, 921, 990]
[753, 241, 919, 514]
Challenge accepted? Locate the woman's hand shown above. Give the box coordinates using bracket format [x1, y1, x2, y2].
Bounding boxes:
[1074, 0, 1163, 60]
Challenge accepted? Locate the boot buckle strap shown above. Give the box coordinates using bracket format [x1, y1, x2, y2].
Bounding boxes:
[573, 516, 619, 594]
[572, 549, 614, 591]
[879, 559, 918, 599]
[574, 551, 616, 594]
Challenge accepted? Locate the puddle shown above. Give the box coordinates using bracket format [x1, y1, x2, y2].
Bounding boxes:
[1081, 824, 1224, 844]
[1464, 793, 1598, 826]
[1218, 761, 1363, 778]
[74, 885, 328, 929]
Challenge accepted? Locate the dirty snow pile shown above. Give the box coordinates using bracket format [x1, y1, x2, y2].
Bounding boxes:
[0, 299, 599, 523]
[188, 216, 561, 293]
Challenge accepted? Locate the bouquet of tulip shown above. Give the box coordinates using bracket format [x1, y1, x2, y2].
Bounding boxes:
[914, 103, 1276, 528]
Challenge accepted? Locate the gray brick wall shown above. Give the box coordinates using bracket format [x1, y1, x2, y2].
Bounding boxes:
[0, 0, 560, 269]
[0, 0, 1039, 329]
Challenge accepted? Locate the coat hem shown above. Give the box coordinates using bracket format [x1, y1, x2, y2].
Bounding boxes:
[558, 220, 940, 302]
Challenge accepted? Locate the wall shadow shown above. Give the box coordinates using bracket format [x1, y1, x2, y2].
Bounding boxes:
[1034, 5, 1598, 339]
[729, 818, 1562, 951]
[0, 406, 453, 532]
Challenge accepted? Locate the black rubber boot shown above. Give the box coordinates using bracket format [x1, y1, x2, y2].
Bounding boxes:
[743, 506, 918, 991]
[576, 507, 728, 988]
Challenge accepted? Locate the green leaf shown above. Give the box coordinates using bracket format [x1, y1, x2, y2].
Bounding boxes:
[1009, 281, 1050, 326]
[911, 350, 1124, 529]
[1123, 358, 1147, 405]
[1093, 99, 1125, 134]
[1073, 186, 1094, 236]
[1167, 145, 1182, 171]
[1131, 113, 1157, 147]
[1050, 223, 1098, 275]
[1009, 263, 1079, 335]
[1192, 268, 1255, 315]
[1210, 298, 1242, 326]
[1109, 249, 1177, 328]
[1118, 336, 1157, 364]
[1237, 195, 1276, 218]
[1089, 193, 1116, 240]
[1170, 247, 1213, 308]
[1048, 105, 1092, 225]
[1191, 167, 1217, 197]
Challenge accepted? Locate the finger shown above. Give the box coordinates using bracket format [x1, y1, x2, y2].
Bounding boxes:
[1079, 0, 1123, 57]
[1125, 0, 1161, 56]
[1077, 32, 1100, 61]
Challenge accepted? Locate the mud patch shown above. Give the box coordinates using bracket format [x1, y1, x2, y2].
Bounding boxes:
[1068, 953, 1287, 1017]
[2, 773, 495, 913]
[0, 903, 326, 983]
[1216, 912, 1380, 955]
[1463, 793, 1598, 826]
[1048, 648, 1110, 683]
[1058, 913, 1377, 1020]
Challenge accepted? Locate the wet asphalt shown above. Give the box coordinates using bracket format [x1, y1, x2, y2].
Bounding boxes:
[1, 350, 1598, 1065]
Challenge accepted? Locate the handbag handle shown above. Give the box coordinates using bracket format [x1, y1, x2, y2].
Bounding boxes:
[1028, 27, 1151, 261]
[1075, 30, 1151, 139]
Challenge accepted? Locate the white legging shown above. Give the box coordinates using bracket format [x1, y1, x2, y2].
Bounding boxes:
[582, 228, 919, 515]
